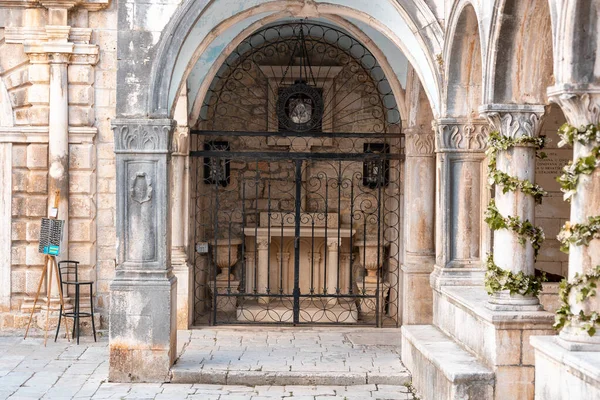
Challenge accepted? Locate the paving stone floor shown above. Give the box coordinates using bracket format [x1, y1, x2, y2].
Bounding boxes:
[0, 327, 415, 400]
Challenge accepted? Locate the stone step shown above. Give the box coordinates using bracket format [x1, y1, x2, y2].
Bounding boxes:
[401, 325, 494, 400]
[170, 366, 411, 386]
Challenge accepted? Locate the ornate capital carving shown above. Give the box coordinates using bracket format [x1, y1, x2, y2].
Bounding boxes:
[172, 126, 190, 155]
[327, 238, 340, 250]
[433, 118, 489, 152]
[256, 238, 269, 250]
[404, 127, 435, 156]
[48, 52, 71, 64]
[276, 252, 290, 263]
[548, 87, 600, 127]
[112, 119, 175, 154]
[479, 104, 546, 139]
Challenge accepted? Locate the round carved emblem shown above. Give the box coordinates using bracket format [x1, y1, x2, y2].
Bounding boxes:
[277, 81, 324, 132]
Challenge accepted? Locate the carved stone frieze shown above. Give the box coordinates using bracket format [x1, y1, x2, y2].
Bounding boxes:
[479, 104, 546, 139]
[433, 118, 489, 152]
[404, 127, 435, 156]
[547, 87, 600, 127]
[112, 119, 175, 153]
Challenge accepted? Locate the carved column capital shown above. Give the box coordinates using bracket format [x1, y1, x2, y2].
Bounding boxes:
[172, 126, 190, 156]
[112, 119, 176, 154]
[327, 238, 340, 250]
[547, 86, 600, 127]
[48, 52, 72, 64]
[479, 104, 547, 138]
[433, 118, 489, 152]
[404, 127, 435, 156]
[256, 238, 269, 250]
[276, 252, 290, 263]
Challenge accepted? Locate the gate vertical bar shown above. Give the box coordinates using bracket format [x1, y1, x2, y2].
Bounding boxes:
[293, 159, 302, 325]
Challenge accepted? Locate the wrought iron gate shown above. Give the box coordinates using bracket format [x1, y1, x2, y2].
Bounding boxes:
[190, 21, 403, 326]
[191, 132, 403, 326]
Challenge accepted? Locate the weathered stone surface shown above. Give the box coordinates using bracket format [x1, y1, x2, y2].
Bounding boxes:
[402, 325, 494, 400]
[531, 336, 600, 400]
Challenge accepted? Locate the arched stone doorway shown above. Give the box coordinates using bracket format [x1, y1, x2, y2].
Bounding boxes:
[109, 0, 443, 382]
[188, 21, 403, 327]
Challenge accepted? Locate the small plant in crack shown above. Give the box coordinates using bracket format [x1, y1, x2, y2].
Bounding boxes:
[403, 382, 421, 400]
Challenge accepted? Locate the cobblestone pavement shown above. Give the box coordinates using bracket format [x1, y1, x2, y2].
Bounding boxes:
[0, 328, 415, 400]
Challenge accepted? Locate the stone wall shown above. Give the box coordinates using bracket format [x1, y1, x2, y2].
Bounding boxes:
[0, 3, 116, 331]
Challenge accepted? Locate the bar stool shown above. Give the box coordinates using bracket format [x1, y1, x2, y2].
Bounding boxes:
[54, 260, 97, 344]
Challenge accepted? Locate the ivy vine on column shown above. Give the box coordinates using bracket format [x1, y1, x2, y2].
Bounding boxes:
[555, 123, 600, 336]
[484, 131, 547, 296]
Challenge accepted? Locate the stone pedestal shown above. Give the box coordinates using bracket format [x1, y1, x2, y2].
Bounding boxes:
[209, 280, 240, 313]
[358, 281, 390, 318]
[531, 336, 600, 400]
[404, 286, 555, 400]
[109, 119, 177, 382]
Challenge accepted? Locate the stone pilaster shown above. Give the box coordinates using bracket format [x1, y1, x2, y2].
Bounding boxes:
[171, 125, 191, 329]
[109, 118, 177, 382]
[548, 88, 600, 345]
[402, 127, 435, 324]
[480, 104, 547, 309]
[430, 118, 489, 288]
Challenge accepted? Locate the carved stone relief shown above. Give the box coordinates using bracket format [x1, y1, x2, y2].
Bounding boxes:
[434, 119, 489, 151]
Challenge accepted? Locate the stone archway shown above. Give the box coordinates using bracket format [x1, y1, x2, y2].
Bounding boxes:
[109, 0, 444, 383]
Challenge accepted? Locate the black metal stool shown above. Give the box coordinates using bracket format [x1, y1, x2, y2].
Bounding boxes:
[54, 260, 97, 344]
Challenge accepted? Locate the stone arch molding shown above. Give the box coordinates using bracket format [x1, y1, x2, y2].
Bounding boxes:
[443, 0, 485, 118]
[147, 0, 444, 119]
[484, 0, 554, 104]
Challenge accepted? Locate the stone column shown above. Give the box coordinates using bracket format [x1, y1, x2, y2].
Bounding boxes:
[109, 119, 177, 382]
[402, 127, 435, 324]
[430, 119, 489, 287]
[326, 238, 340, 304]
[480, 104, 547, 309]
[256, 237, 270, 304]
[171, 125, 191, 329]
[46, 47, 72, 308]
[549, 89, 600, 345]
[276, 252, 290, 293]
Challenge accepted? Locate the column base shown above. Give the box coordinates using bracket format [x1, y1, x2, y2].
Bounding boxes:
[557, 325, 600, 351]
[430, 264, 485, 290]
[109, 273, 177, 383]
[531, 335, 600, 399]
[401, 263, 434, 325]
[358, 281, 390, 317]
[486, 290, 543, 311]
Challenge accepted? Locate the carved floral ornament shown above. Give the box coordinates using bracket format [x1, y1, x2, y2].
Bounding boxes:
[548, 89, 600, 128]
[433, 120, 489, 151]
[480, 107, 546, 139]
[404, 130, 435, 155]
[112, 120, 175, 152]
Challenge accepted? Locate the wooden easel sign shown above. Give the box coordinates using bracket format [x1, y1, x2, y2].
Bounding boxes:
[24, 190, 70, 345]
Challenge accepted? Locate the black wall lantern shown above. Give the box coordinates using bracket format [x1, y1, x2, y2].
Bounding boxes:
[363, 142, 390, 188]
[203, 141, 230, 187]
